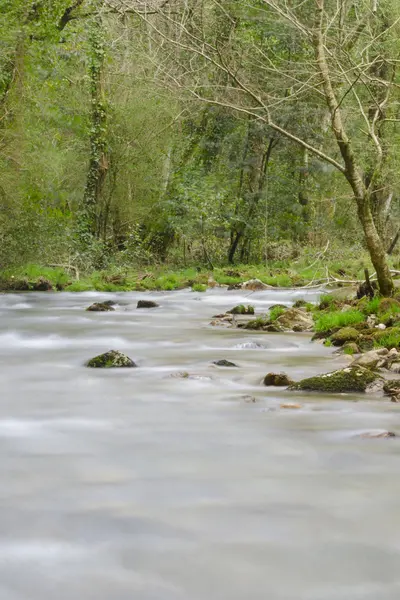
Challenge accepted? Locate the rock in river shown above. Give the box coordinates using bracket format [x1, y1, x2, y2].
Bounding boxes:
[86, 302, 115, 312]
[137, 300, 159, 308]
[263, 372, 294, 386]
[86, 350, 137, 368]
[289, 365, 381, 393]
[275, 307, 313, 332]
[212, 360, 238, 367]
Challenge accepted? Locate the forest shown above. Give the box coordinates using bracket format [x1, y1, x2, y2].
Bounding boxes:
[1, 0, 400, 293]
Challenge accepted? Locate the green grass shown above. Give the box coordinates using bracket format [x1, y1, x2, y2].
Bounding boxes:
[314, 309, 365, 333]
[192, 283, 207, 292]
[374, 327, 400, 350]
[269, 306, 286, 321]
[343, 345, 356, 355]
[361, 297, 380, 315]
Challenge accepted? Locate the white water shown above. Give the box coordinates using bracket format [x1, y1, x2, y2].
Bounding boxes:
[0, 289, 399, 600]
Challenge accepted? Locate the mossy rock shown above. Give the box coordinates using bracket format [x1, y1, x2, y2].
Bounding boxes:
[86, 302, 115, 312]
[228, 304, 255, 315]
[289, 366, 380, 393]
[383, 379, 400, 395]
[137, 299, 159, 308]
[343, 342, 360, 354]
[358, 335, 375, 351]
[276, 307, 314, 332]
[263, 372, 294, 386]
[86, 350, 137, 368]
[330, 327, 360, 346]
[212, 359, 238, 367]
[244, 318, 269, 330]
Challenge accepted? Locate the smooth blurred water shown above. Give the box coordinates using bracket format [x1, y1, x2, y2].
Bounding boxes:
[0, 288, 399, 600]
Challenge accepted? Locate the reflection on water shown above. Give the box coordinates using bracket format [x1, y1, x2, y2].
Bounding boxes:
[0, 289, 399, 600]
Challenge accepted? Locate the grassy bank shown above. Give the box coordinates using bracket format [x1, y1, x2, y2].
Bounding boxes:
[1, 253, 396, 293]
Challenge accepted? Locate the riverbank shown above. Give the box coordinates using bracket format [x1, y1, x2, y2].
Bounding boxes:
[2, 253, 399, 292]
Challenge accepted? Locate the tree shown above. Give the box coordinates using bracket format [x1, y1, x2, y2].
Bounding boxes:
[129, 0, 400, 294]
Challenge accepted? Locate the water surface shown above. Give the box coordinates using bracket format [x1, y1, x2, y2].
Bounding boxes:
[0, 289, 399, 600]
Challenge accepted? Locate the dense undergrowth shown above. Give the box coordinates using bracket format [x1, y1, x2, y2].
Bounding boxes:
[2, 249, 400, 292]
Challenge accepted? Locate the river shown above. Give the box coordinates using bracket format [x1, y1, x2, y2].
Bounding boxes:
[0, 288, 399, 600]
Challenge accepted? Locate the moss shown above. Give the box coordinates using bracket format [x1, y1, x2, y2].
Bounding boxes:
[343, 342, 359, 355]
[86, 350, 136, 368]
[228, 304, 255, 315]
[330, 327, 360, 346]
[289, 366, 379, 393]
[372, 327, 400, 350]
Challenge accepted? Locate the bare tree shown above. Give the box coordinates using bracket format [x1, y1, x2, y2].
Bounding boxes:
[120, 0, 400, 294]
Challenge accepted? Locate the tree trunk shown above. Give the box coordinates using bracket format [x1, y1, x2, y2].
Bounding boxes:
[357, 197, 393, 296]
[82, 11, 109, 236]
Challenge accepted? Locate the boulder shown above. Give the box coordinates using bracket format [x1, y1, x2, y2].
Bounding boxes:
[212, 359, 238, 367]
[350, 348, 388, 370]
[137, 299, 159, 308]
[86, 302, 115, 312]
[389, 362, 400, 374]
[86, 350, 136, 368]
[289, 365, 381, 393]
[275, 308, 313, 332]
[330, 327, 360, 346]
[263, 372, 294, 386]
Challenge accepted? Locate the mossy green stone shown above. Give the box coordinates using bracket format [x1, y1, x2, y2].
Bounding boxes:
[289, 366, 379, 393]
[330, 327, 360, 346]
[86, 350, 136, 368]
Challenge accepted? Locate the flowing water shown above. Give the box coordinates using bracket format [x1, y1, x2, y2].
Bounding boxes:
[0, 288, 399, 600]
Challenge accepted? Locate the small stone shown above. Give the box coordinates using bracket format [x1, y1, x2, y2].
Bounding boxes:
[212, 360, 238, 367]
[137, 300, 159, 308]
[358, 430, 396, 439]
[263, 372, 294, 386]
[375, 323, 386, 330]
[86, 350, 136, 368]
[389, 362, 400, 374]
[243, 395, 257, 403]
[86, 302, 115, 312]
[280, 403, 302, 409]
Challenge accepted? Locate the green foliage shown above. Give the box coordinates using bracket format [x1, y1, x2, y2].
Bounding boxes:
[374, 328, 400, 350]
[192, 283, 207, 292]
[269, 306, 286, 321]
[314, 310, 365, 334]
